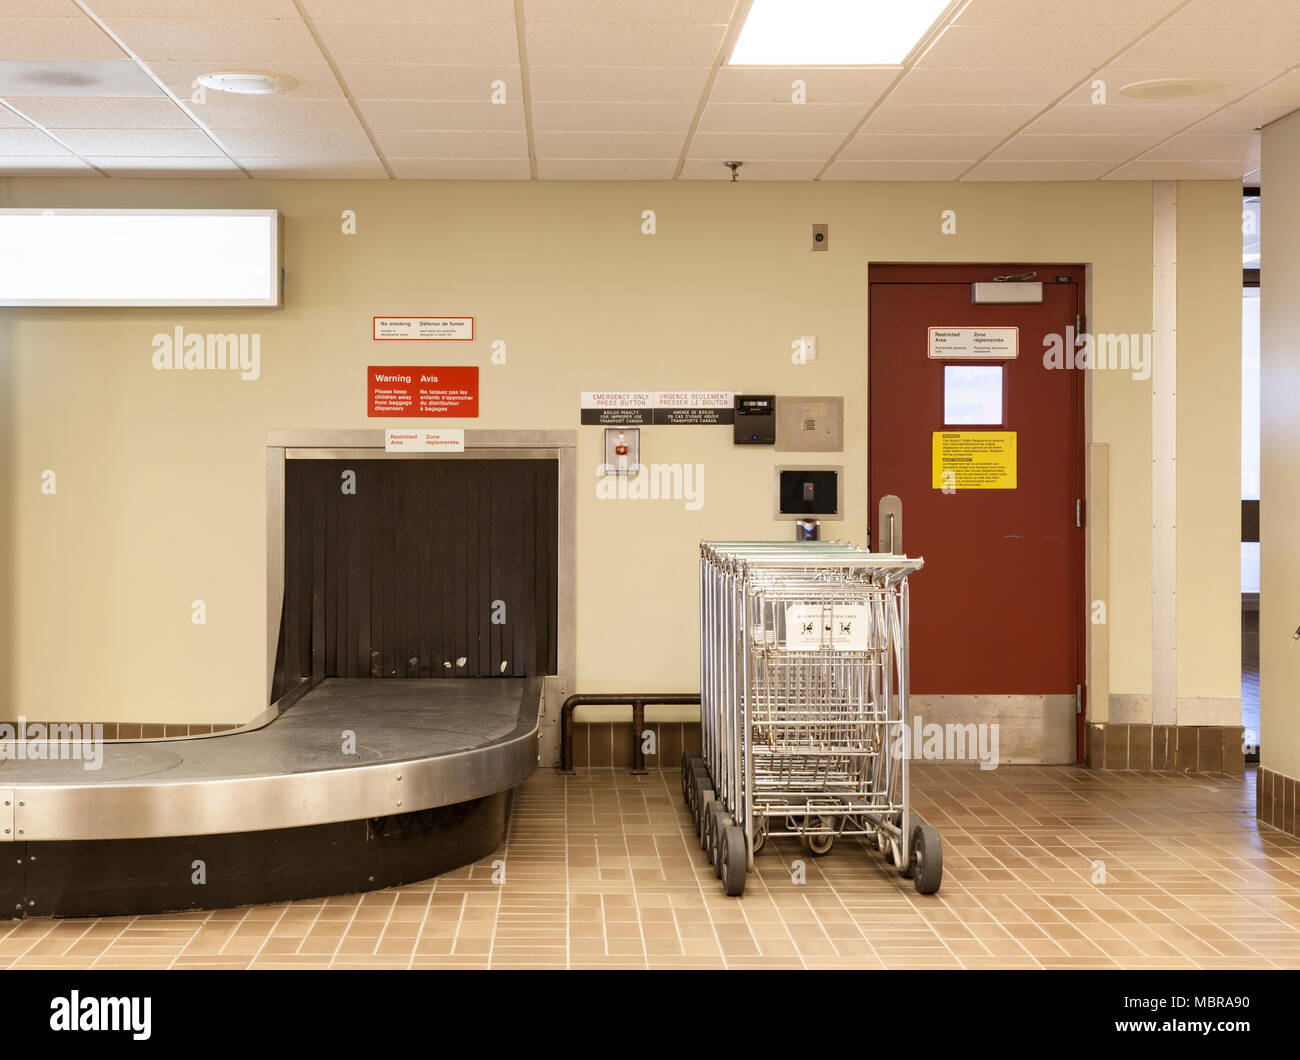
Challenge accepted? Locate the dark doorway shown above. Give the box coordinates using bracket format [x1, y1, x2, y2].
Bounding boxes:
[273, 457, 559, 700]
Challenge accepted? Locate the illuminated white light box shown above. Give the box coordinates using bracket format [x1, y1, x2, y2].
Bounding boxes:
[0, 209, 280, 307]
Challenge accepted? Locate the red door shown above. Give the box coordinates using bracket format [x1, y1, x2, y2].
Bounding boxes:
[868, 264, 1086, 761]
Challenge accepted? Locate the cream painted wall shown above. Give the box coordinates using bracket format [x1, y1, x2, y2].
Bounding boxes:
[0, 177, 1236, 729]
[1261, 114, 1300, 779]
[1175, 181, 1244, 718]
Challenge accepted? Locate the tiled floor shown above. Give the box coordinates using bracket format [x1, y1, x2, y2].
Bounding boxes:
[3, 764, 1299, 970]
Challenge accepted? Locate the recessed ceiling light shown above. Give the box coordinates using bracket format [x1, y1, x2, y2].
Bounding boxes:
[196, 71, 297, 96]
[729, 0, 952, 65]
[1119, 78, 1222, 100]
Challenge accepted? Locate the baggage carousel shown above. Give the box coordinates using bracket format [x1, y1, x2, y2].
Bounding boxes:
[0, 678, 542, 918]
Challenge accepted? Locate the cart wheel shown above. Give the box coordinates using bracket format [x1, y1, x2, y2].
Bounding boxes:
[708, 805, 728, 878]
[720, 825, 747, 897]
[696, 789, 715, 845]
[680, 753, 698, 804]
[801, 818, 835, 858]
[896, 813, 921, 878]
[751, 822, 766, 856]
[909, 824, 943, 895]
[702, 799, 720, 863]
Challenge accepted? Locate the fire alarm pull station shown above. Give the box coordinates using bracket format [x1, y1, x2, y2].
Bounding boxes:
[603, 427, 640, 475]
[734, 394, 776, 445]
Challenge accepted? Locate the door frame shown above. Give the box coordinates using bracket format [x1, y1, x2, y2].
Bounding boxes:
[866, 263, 1089, 764]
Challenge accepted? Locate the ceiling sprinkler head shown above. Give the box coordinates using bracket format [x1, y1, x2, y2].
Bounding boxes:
[724, 161, 743, 182]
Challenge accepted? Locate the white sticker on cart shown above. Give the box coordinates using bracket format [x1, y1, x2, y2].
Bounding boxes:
[784, 604, 871, 651]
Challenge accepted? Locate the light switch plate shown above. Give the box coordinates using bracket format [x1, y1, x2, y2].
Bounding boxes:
[775, 396, 843, 452]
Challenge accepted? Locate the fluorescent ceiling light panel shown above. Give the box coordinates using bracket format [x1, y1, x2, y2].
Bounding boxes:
[0, 210, 280, 307]
[729, 0, 951, 65]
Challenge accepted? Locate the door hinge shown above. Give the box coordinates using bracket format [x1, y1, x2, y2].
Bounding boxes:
[1075, 498, 1083, 528]
[1075, 313, 1082, 334]
[1075, 684, 1083, 716]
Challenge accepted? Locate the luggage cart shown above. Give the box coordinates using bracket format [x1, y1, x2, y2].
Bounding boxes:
[684, 541, 942, 897]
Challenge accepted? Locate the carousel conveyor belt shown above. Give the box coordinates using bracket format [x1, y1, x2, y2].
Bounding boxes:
[0, 678, 543, 842]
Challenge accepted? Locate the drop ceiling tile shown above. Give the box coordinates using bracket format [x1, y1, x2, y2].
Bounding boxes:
[1140, 132, 1260, 161]
[216, 128, 373, 156]
[302, 0, 516, 19]
[86, 155, 244, 177]
[679, 158, 823, 180]
[357, 99, 524, 131]
[0, 18, 126, 60]
[0, 58, 164, 96]
[962, 159, 1114, 180]
[1167, 0, 1300, 26]
[822, 159, 968, 181]
[889, 67, 1095, 106]
[529, 65, 710, 102]
[990, 132, 1163, 160]
[531, 100, 694, 132]
[388, 157, 529, 178]
[7, 1, 87, 14]
[1027, 101, 1217, 134]
[535, 130, 682, 158]
[12, 95, 192, 128]
[88, 0, 300, 17]
[97, 18, 324, 63]
[709, 66, 897, 105]
[688, 130, 843, 159]
[838, 132, 1004, 161]
[524, 0, 737, 22]
[861, 103, 1040, 134]
[196, 97, 362, 131]
[0, 155, 98, 175]
[312, 21, 519, 66]
[242, 157, 388, 178]
[1103, 158, 1258, 180]
[54, 126, 222, 155]
[525, 23, 725, 67]
[339, 64, 521, 101]
[374, 128, 527, 157]
[697, 102, 869, 136]
[919, 25, 1149, 70]
[149, 61, 344, 100]
[1196, 102, 1300, 133]
[0, 127, 72, 154]
[1120, 26, 1300, 70]
[0, 105, 35, 127]
[954, 0, 1184, 26]
[536, 157, 678, 179]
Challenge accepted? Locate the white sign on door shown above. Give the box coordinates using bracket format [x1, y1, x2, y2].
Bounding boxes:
[927, 327, 1019, 360]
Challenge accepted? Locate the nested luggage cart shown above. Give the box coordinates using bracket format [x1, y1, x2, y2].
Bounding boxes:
[683, 541, 942, 897]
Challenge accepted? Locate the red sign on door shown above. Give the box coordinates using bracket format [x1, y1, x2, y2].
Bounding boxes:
[367, 365, 479, 418]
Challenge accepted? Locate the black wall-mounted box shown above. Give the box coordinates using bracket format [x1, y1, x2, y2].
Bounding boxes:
[734, 394, 776, 444]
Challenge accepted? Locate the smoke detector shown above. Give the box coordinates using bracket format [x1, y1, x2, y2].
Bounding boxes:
[1118, 78, 1221, 100]
[195, 71, 297, 95]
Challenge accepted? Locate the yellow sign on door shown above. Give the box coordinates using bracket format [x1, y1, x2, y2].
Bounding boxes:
[931, 431, 1017, 490]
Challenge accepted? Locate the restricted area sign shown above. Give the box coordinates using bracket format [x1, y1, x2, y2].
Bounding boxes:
[931, 431, 1017, 489]
[368, 365, 478, 417]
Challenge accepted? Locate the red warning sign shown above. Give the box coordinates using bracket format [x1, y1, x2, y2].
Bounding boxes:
[367, 365, 479, 418]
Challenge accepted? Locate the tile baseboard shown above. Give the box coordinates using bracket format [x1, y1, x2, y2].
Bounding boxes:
[1258, 766, 1299, 837]
[1086, 722, 1245, 773]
